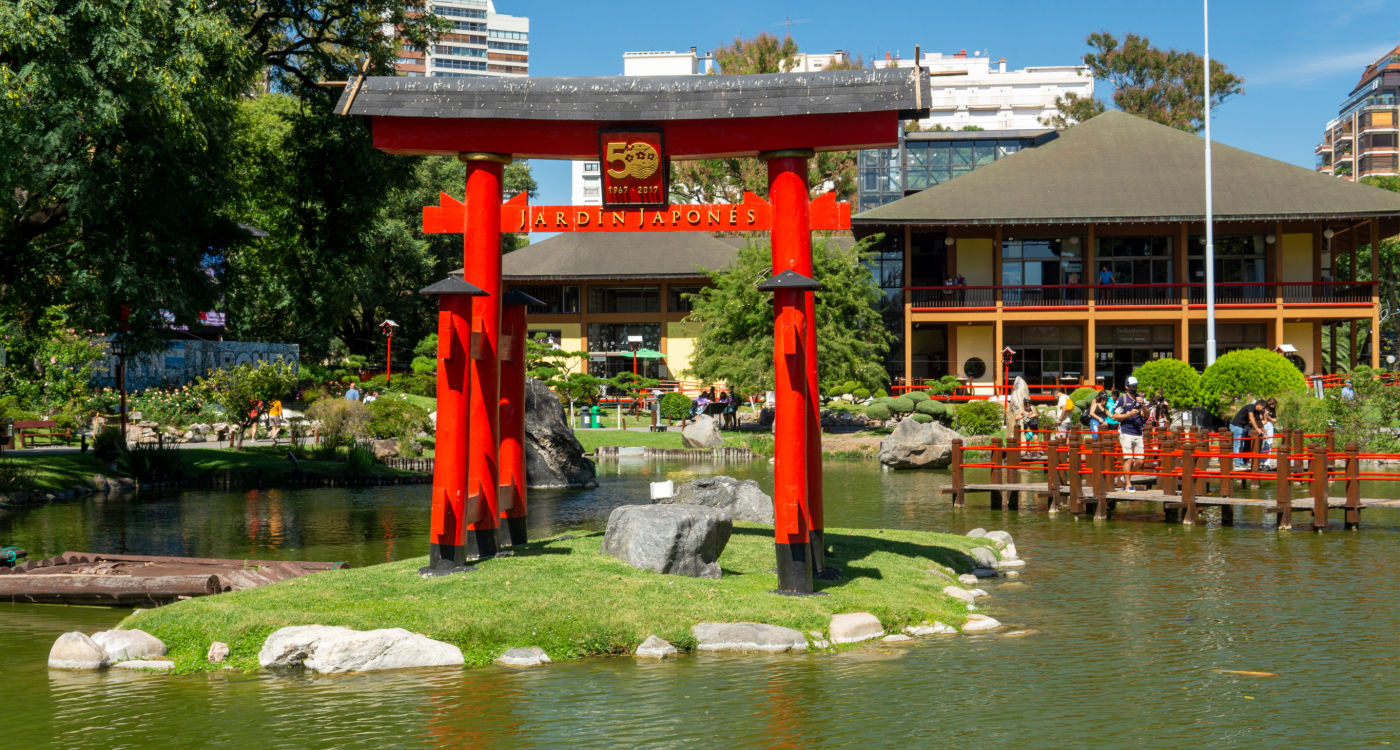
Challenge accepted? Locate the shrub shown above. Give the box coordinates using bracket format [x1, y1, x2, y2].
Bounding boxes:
[906, 391, 931, 403]
[1131, 358, 1200, 409]
[92, 426, 125, 461]
[873, 389, 888, 399]
[954, 400, 1004, 436]
[864, 403, 893, 421]
[851, 387, 871, 401]
[121, 444, 183, 483]
[347, 442, 376, 476]
[927, 375, 961, 396]
[658, 392, 692, 421]
[909, 412, 933, 423]
[1068, 386, 1099, 404]
[1198, 348, 1307, 415]
[888, 396, 916, 415]
[307, 399, 370, 450]
[0, 396, 41, 423]
[916, 399, 952, 424]
[1275, 391, 1327, 435]
[368, 397, 431, 440]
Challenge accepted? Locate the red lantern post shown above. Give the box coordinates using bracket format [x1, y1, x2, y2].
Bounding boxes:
[380, 319, 399, 384]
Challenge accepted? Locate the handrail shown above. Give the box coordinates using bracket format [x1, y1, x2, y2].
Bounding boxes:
[904, 280, 1377, 310]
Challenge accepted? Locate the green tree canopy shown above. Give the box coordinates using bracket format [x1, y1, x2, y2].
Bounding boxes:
[670, 34, 860, 204]
[1130, 358, 1201, 409]
[685, 235, 893, 396]
[1042, 31, 1244, 132]
[1198, 348, 1306, 415]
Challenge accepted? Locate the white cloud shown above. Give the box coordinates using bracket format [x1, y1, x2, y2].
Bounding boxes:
[1247, 43, 1396, 87]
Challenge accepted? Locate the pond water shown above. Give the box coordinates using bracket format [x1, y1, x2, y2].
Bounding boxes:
[4, 459, 1400, 748]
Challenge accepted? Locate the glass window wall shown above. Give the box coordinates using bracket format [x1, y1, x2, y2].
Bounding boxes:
[588, 286, 660, 314]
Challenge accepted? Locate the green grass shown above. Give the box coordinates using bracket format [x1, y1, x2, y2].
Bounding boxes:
[0, 445, 419, 493]
[121, 524, 996, 672]
[573, 429, 771, 455]
[1, 452, 111, 490]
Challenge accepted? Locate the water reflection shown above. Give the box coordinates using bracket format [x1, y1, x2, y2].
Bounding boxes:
[6, 459, 1400, 747]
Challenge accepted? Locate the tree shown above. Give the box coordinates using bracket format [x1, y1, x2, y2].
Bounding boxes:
[1198, 349, 1306, 415]
[1359, 176, 1400, 355]
[685, 235, 893, 396]
[193, 359, 298, 449]
[0, 0, 259, 352]
[1130, 358, 1200, 409]
[670, 34, 860, 204]
[1041, 32, 1244, 132]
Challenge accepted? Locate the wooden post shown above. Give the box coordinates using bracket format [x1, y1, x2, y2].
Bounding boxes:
[951, 438, 965, 508]
[1161, 432, 1178, 496]
[1311, 446, 1329, 532]
[1217, 431, 1233, 495]
[1325, 428, 1336, 468]
[1344, 442, 1361, 530]
[1068, 430, 1083, 514]
[989, 436, 1004, 510]
[1093, 436, 1109, 520]
[1045, 436, 1061, 513]
[1275, 430, 1292, 531]
[1179, 439, 1195, 525]
[1248, 431, 1262, 489]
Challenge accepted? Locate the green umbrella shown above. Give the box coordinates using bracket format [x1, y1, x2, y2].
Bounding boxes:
[632, 348, 666, 359]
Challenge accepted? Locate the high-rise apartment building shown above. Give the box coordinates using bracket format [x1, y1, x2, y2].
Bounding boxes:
[394, 0, 528, 79]
[1316, 46, 1400, 181]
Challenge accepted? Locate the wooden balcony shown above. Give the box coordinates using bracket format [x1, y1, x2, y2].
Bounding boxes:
[906, 281, 1376, 312]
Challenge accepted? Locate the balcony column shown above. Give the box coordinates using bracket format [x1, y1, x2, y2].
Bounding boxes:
[1085, 224, 1097, 307]
[1085, 321, 1096, 387]
[993, 225, 1003, 309]
[1350, 229, 1359, 369]
[1372, 218, 1382, 369]
[1176, 222, 1189, 307]
[1177, 318, 1189, 364]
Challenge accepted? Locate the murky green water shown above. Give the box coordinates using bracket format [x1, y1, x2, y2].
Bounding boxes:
[4, 459, 1400, 748]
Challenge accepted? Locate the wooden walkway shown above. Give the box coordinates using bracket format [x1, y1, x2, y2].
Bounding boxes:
[946, 427, 1400, 530]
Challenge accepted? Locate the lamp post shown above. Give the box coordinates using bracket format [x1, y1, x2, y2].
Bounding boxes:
[1001, 346, 1016, 399]
[627, 334, 642, 417]
[380, 319, 399, 384]
[1203, 0, 1218, 365]
[111, 337, 127, 440]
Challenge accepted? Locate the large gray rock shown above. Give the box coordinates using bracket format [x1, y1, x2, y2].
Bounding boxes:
[369, 438, 400, 460]
[496, 647, 551, 667]
[524, 378, 596, 488]
[681, 414, 724, 449]
[91, 629, 166, 662]
[601, 504, 732, 579]
[258, 625, 464, 674]
[692, 622, 808, 653]
[879, 417, 963, 469]
[829, 612, 884, 644]
[968, 547, 999, 568]
[633, 635, 678, 660]
[49, 632, 109, 670]
[664, 476, 774, 524]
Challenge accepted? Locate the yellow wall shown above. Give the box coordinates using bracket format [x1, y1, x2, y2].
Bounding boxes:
[954, 324, 996, 391]
[1281, 233, 1313, 282]
[956, 238, 995, 286]
[529, 323, 585, 373]
[665, 321, 702, 378]
[1283, 322, 1314, 373]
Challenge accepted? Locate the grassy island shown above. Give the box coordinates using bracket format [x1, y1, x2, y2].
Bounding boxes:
[122, 525, 995, 672]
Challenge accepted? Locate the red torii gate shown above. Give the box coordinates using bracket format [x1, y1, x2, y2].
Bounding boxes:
[340, 68, 930, 593]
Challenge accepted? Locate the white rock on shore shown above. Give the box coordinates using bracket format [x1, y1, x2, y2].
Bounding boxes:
[497, 647, 551, 667]
[259, 625, 464, 673]
[49, 632, 110, 670]
[904, 622, 956, 636]
[829, 612, 884, 644]
[92, 629, 167, 662]
[633, 636, 677, 660]
[692, 622, 808, 653]
[961, 614, 1002, 633]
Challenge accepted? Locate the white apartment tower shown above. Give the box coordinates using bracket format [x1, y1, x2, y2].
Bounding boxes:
[890, 49, 1092, 130]
[395, 0, 528, 79]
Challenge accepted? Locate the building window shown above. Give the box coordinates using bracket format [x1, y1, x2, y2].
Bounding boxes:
[1096, 236, 1173, 286]
[668, 286, 702, 313]
[1005, 325, 1084, 386]
[490, 30, 528, 41]
[435, 58, 487, 71]
[1096, 324, 1175, 389]
[451, 20, 486, 32]
[1001, 238, 1083, 302]
[432, 5, 486, 17]
[587, 323, 664, 378]
[488, 41, 528, 52]
[509, 285, 579, 314]
[1188, 324, 1266, 372]
[582, 186, 600, 197]
[434, 45, 486, 58]
[589, 286, 660, 314]
[1187, 235, 1266, 299]
[583, 162, 599, 172]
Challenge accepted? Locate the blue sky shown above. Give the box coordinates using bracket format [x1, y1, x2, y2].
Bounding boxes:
[513, 0, 1400, 206]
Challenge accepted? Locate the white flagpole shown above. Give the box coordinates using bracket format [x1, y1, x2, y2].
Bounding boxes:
[1204, 0, 1217, 365]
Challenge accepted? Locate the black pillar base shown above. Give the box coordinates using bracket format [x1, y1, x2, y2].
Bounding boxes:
[465, 527, 500, 560]
[419, 544, 476, 577]
[501, 516, 528, 546]
[772, 541, 815, 595]
[810, 529, 841, 580]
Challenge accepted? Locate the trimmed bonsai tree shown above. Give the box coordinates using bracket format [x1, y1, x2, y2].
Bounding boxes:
[1199, 348, 1306, 415]
[1131, 358, 1200, 409]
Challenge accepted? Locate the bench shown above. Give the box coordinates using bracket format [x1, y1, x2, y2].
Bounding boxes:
[15, 420, 71, 448]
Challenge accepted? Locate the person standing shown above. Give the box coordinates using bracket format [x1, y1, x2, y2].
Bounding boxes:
[1097, 264, 1115, 302]
[1229, 400, 1265, 471]
[1087, 391, 1108, 437]
[1054, 390, 1075, 438]
[345, 384, 361, 402]
[1112, 377, 1146, 491]
[1341, 379, 1356, 400]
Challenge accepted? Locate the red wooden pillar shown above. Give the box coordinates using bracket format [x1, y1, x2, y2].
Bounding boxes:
[764, 149, 828, 579]
[758, 269, 820, 594]
[462, 153, 509, 559]
[418, 275, 486, 575]
[499, 290, 540, 546]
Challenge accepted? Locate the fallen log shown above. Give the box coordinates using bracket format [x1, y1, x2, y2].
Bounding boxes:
[0, 573, 220, 606]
